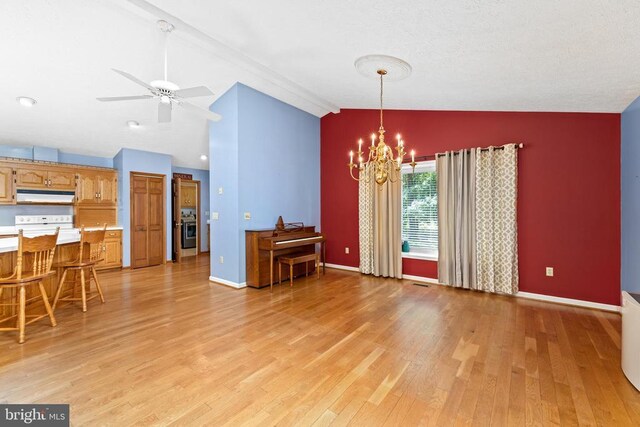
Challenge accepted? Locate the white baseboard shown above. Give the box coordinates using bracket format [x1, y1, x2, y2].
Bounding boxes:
[402, 274, 440, 284]
[325, 263, 360, 272]
[516, 291, 620, 312]
[209, 276, 247, 289]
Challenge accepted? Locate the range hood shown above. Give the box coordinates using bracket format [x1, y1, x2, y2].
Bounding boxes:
[16, 189, 75, 204]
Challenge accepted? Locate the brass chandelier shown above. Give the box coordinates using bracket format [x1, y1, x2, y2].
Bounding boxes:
[348, 69, 416, 185]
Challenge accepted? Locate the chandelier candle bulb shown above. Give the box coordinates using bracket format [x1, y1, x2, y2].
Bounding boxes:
[350, 151, 354, 165]
[358, 139, 363, 152]
[411, 150, 415, 163]
[371, 134, 375, 147]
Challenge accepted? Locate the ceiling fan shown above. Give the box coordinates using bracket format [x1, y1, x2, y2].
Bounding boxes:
[97, 20, 222, 123]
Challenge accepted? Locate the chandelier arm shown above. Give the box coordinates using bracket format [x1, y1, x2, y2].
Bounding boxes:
[349, 166, 362, 182]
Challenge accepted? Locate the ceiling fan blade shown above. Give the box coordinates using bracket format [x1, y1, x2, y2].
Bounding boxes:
[111, 69, 154, 91]
[179, 101, 222, 122]
[174, 86, 214, 98]
[158, 101, 172, 123]
[96, 95, 153, 102]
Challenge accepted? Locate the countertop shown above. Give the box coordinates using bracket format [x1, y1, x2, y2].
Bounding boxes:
[0, 226, 124, 254]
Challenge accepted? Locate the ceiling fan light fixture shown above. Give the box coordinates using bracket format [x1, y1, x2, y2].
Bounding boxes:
[127, 120, 140, 128]
[159, 95, 171, 104]
[16, 96, 37, 107]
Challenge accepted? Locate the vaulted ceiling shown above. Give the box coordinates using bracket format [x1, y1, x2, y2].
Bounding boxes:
[1, 0, 639, 168]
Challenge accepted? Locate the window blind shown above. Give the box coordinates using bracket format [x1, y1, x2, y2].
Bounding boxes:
[401, 163, 438, 256]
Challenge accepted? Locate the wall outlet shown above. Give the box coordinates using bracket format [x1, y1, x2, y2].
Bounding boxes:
[546, 267, 554, 277]
[205, 211, 209, 216]
[219, 256, 224, 264]
[218, 187, 223, 195]
[212, 212, 219, 220]
[345, 247, 350, 254]
[244, 212, 251, 220]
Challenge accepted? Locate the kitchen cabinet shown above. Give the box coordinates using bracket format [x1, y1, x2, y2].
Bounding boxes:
[0, 167, 15, 204]
[96, 229, 122, 270]
[181, 185, 197, 207]
[15, 167, 75, 190]
[77, 170, 117, 205]
[15, 167, 48, 188]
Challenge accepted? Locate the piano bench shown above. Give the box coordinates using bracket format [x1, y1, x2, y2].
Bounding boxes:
[277, 253, 320, 288]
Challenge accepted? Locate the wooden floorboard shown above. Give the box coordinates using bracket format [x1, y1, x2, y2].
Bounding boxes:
[0, 255, 638, 426]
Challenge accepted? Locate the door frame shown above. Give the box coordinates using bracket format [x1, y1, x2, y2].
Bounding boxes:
[172, 178, 200, 262]
[130, 171, 166, 269]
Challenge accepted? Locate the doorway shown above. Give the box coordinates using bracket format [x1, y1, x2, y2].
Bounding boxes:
[130, 172, 166, 269]
[172, 177, 200, 262]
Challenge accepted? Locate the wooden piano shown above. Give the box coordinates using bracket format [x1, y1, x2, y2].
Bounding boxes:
[245, 219, 325, 288]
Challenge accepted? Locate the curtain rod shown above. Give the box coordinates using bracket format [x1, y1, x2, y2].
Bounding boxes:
[411, 143, 524, 162]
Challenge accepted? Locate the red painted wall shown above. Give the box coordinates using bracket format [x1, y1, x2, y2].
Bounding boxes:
[321, 109, 621, 306]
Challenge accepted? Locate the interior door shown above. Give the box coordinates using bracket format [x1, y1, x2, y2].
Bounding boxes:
[147, 177, 164, 266]
[173, 178, 183, 263]
[131, 175, 149, 268]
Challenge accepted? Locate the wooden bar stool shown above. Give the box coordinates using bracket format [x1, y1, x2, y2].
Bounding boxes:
[53, 225, 107, 313]
[277, 253, 321, 289]
[0, 228, 59, 344]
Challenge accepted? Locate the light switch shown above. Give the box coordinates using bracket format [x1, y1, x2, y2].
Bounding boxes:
[546, 267, 554, 277]
[219, 256, 224, 264]
[244, 212, 251, 220]
[218, 187, 223, 195]
[212, 212, 219, 220]
[345, 247, 350, 254]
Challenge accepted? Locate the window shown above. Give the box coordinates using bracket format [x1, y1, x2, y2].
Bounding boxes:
[401, 161, 438, 260]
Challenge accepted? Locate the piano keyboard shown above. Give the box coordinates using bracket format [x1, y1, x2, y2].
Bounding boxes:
[275, 236, 323, 245]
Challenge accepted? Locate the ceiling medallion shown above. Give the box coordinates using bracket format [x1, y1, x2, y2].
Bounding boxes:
[348, 56, 415, 185]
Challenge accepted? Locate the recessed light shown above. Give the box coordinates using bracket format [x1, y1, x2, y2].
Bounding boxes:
[200, 154, 208, 161]
[127, 120, 140, 128]
[16, 97, 36, 107]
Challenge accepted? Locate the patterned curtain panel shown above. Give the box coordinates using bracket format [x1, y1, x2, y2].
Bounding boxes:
[359, 164, 374, 274]
[358, 163, 402, 278]
[437, 149, 478, 289]
[475, 144, 519, 294]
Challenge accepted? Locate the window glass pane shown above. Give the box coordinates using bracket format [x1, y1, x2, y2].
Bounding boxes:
[401, 164, 438, 256]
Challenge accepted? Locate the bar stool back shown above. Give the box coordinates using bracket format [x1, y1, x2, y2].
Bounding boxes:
[0, 228, 59, 343]
[52, 225, 107, 313]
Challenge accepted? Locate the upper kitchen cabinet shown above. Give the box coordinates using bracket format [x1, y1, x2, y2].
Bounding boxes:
[15, 166, 75, 191]
[77, 170, 117, 205]
[0, 166, 15, 204]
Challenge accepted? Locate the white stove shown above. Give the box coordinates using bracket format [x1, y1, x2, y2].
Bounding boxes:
[15, 215, 74, 231]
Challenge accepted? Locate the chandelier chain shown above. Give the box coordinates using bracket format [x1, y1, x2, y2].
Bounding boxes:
[379, 72, 384, 129]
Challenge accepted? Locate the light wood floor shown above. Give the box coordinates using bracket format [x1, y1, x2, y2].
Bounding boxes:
[0, 255, 638, 426]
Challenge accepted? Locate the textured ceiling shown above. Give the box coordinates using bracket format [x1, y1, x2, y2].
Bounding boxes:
[1, 0, 639, 168]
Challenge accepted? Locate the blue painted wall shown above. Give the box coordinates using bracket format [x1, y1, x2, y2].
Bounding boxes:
[172, 166, 210, 252]
[210, 84, 240, 282]
[59, 152, 114, 168]
[0, 144, 34, 159]
[209, 83, 320, 284]
[114, 148, 173, 267]
[0, 144, 112, 167]
[622, 96, 640, 293]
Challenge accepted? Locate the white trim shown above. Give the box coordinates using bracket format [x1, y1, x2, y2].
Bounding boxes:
[402, 274, 439, 284]
[402, 252, 438, 261]
[516, 291, 620, 313]
[325, 263, 360, 272]
[209, 276, 247, 289]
